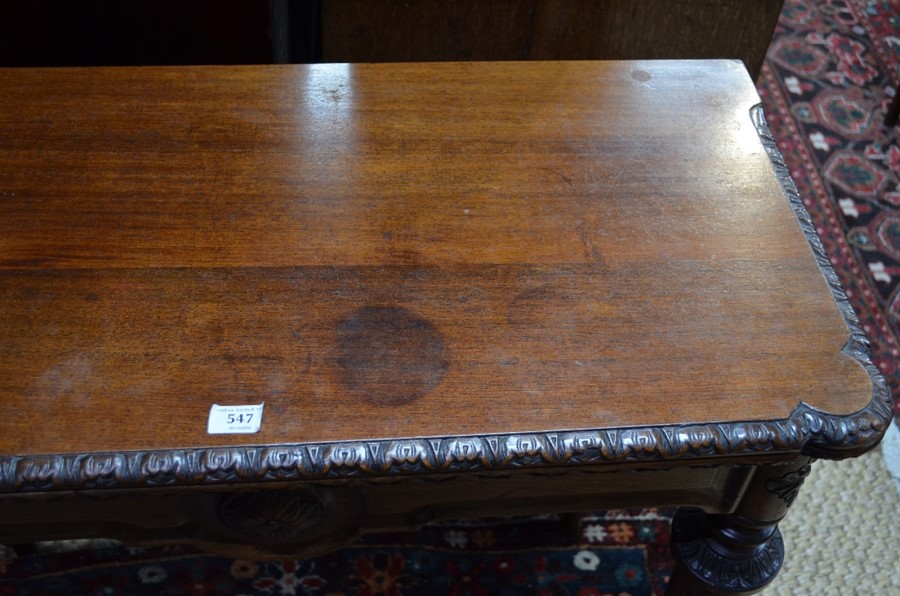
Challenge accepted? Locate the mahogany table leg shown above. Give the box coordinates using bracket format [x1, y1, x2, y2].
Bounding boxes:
[666, 458, 814, 595]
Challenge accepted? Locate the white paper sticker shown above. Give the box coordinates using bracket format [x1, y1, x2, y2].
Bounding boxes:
[207, 403, 264, 434]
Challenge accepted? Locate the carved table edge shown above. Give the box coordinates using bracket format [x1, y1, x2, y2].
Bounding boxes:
[752, 103, 892, 459]
[1, 400, 889, 495]
[0, 105, 890, 496]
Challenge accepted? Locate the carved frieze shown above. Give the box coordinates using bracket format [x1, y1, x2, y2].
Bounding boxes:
[219, 490, 326, 542]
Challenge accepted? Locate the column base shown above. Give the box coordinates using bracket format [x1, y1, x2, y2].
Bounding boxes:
[667, 508, 784, 595]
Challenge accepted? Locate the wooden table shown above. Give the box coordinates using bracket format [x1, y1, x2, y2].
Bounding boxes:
[0, 61, 890, 595]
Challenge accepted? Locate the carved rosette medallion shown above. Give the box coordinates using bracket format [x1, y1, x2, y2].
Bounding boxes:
[219, 490, 326, 542]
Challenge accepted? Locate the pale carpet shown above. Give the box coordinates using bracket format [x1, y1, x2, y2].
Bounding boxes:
[767, 421, 900, 594]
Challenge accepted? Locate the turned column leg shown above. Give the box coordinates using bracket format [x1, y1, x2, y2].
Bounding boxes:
[666, 458, 814, 595]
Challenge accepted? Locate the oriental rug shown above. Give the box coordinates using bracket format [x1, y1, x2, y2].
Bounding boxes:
[0, 511, 671, 596]
[757, 0, 900, 415]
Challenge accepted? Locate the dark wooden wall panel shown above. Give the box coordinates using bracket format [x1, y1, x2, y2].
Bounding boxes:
[321, 0, 783, 77]
[321, 0, 534, 62]
[530, 0, 784, 77]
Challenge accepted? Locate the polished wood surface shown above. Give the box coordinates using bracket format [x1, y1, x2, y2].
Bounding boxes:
[0, 61, 871, 458]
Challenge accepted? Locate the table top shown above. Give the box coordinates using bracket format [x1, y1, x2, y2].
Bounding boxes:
[0, 61, 890, 493]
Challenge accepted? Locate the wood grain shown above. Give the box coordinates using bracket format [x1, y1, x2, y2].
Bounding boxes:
[0, 61, 872, 457]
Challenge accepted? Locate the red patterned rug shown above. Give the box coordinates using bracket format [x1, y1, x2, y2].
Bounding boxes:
[757, 0, 900, 415]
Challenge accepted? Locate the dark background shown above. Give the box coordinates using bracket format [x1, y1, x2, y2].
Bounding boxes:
[0, 1, 289, 67]
[0, 1, 782, 77]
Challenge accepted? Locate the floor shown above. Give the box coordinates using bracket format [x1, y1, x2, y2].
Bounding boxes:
[768, 421, 900, 594]
[883, 418, 900, 495]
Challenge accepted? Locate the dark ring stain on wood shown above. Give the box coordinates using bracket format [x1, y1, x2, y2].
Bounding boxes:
[631, 69, 651, 83]
[335, 306, 449, 406]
